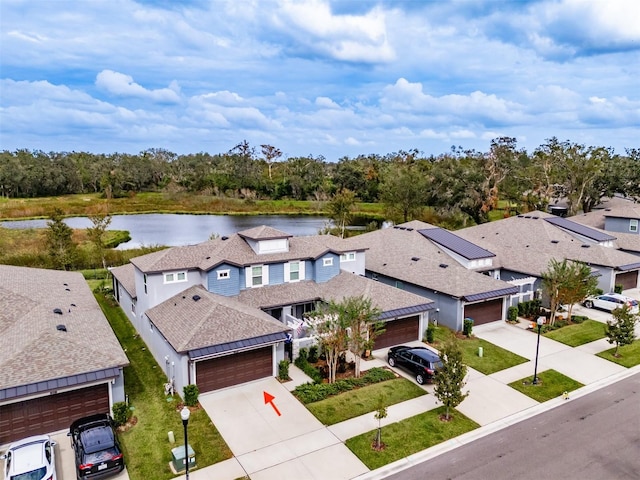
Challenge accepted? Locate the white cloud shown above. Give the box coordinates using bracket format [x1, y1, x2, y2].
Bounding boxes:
[95, 70, 181, 103]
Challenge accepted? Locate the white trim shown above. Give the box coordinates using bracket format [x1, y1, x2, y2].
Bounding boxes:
[630, 219, 638, 233]
[0, 379, 113, 407]
[217, 269, 230, 280]
[323, 257, 333, 267]
[340, 251, 356, 262]
[246, 265, 269, 287]
[164, 270, 188, 284]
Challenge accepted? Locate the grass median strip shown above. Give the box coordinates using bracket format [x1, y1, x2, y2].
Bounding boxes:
[95, 292, 232, 480]
[346, 406, 479, 470]
[597, 340, 640, 368]
[509, 369, 583, 402]
[433, 327, 528, 375]
[543, 319, 606, 346]
[306, 378, 426, 425]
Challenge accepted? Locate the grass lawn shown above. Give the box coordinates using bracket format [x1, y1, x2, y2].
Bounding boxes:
[306, 378, 426, 425]
[509, 369, 584, 402]
[346, 406, 479, 470]
[543, 319, 606, 347]
[95, 293, 232, 480]
[596, 340, 640, 368]
[432, 327, 528, 375]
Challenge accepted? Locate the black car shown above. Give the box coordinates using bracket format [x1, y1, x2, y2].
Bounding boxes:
[387, 345, 443, 385]
[68, 414, 125, 479]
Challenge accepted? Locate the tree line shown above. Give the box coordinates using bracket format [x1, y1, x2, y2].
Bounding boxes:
[2, 137, 638, 225]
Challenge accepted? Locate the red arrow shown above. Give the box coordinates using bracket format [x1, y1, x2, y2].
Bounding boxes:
[263, 391, 281, 416]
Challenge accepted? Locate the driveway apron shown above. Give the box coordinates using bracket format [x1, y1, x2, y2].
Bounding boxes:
[198, 377, 368, 479]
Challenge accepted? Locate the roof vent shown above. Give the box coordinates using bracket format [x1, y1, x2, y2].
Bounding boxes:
[65, 288, 71, 291]
[221, 236, 229, 241]
[206, 256, 211, 259]
[411, 257, 420, 261]
[56, 324, 67, 332]
[406, 228, 413, 231]
[605, 208, 611, 211]
[551, 240, 559, 244]
[532, 216, 539, 219]
[192, 295, 201, 302]
[70, 303, 76, 307]
[439, 263, 449, 268]
[53, 308, 63, 315]
[581, 244, 590, 248]
[63, 283, 68, 286]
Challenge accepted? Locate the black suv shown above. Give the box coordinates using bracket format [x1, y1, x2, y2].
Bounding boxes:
[387, 346, 443, 385]
[68, 414, 125, 479]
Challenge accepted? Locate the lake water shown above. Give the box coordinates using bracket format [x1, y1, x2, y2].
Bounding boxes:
[1, 214, 332, 249]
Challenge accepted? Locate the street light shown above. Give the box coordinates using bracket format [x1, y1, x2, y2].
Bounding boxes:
[180, 406, 190, 480]
[532, 316, 544, 385]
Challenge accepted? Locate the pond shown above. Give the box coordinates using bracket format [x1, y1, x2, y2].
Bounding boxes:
[1, 214, 333, 249]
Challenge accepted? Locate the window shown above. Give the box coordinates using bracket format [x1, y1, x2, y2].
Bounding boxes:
[164, 271, 187, 284]
[252, 266, 263, 286]
[131, 302, 136, 315]
[630, 219, 638, 233]
[323, 257, 333, 267]
[143, 274, 147, 295]
[340, 252, 356, 262]
[290, 261, 300, 281]
[217, 269, 230, 280]
[395, 280, 404, 289]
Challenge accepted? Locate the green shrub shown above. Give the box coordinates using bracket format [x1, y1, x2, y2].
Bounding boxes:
[507, 306, 519, 322]
[112, 401, 129, 427]
[308, 345, 319, 363]
[571, 315, 587, 324]
[297, 347, 309, 363]
[278, 360, 290, 381]
[595, 288, 604, 295]
[292, 367, 396, 404]
[463, 318, 473, 337]
[294, 350, 323, 383]
[614, 284, 623, 294]
[425, 323, 435, 343]
[183, 384, 199, 407]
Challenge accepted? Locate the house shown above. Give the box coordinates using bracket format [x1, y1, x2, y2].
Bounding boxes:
[0, 265, 128, 444]
[111, 226, 435, 396]
[456, 211, 640, 298]
[344, 220, 519, 332]
[570, 198, 640, 260]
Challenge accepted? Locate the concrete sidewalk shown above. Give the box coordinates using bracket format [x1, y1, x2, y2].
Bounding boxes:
[176, 318, 638, 480]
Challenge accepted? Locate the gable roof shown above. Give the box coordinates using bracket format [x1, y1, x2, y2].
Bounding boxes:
[110, 263, 136, 298]
[457, 211, 640, 276]
[346, 222, 518, 300]
[145, 285, 289, 355]
[237, 271, 435, 318]
[130, 229, 358, 274]
[0, 265, 128, 393]
[238, 225, 292, 240]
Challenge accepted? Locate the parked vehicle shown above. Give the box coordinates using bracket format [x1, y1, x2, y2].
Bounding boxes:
[583, 293, 639, 314]
[387, 345, 443, 385]
[0, 434, 57, 480]
[68, 414, 124, 479]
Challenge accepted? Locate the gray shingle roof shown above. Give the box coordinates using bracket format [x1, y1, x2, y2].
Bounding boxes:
[145, 285, 290, 353]
[457, 211, 640, 276]
[0, 266, 129, 391]
[238, 225, 292, 240]
[130, 231, 358, 274]
[110, 263, 136, 298]
[346, 222, 517, 299]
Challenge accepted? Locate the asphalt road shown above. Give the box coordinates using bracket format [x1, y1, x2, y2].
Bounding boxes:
[387, 372, 640, 480]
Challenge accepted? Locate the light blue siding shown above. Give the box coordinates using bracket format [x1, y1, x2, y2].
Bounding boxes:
[314, 253, 340, 283]
[270, 263, 285, 285]
[207, 264, 241, 296]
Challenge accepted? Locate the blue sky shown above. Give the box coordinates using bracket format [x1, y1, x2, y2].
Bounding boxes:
[1, 0, 638, 160]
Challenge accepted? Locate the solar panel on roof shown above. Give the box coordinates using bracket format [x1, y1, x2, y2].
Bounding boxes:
[419, 228, 495, 260]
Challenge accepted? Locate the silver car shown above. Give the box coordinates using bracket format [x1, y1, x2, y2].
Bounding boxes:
[0, 435, 57, 480]
[583, 293, 639, 314]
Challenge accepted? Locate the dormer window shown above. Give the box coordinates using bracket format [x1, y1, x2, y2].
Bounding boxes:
[217, 269, 230, 280]
[340, 252, 356, 262]
[164, 271, 187, 284]
[631, 219, 638, 233]
[323, 257, 333, 267]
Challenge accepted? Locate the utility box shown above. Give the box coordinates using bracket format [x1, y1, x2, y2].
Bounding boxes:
[171, 444, 196, 473]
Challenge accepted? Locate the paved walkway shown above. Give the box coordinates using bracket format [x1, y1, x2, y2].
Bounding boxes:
[174, 311, 639, 480]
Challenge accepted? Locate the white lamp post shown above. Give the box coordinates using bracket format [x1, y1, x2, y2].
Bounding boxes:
[180, 406, 190, 479]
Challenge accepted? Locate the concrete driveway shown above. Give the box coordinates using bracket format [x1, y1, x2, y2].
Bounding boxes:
[198, 377, 368, 480]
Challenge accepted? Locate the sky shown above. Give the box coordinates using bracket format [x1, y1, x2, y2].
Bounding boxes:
[1, 0, 639, 161]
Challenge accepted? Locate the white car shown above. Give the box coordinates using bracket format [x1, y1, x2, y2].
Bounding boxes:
[0, 435, 57, 480]
[583, 293, 639, 314]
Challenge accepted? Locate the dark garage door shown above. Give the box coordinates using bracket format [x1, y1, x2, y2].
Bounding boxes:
[196, 346, 273, 393]
[0, 383, 110, 444]
[464, 299, 503, 326]
[616, 271, 638, 290]
[374, 316, 420, 349]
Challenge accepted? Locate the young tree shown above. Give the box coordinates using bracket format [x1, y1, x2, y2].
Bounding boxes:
[340, 296, 384, 378]
[373, 395, 388, 450]
[312, 312, 347, 384]
[433, 339, 468, 421]
[327, 189, 356, 238]
[605, 306, 638, 356]
[542, 259, 599, 325]
[45, 208, 77, 270]
[86, 212, 112, 269]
